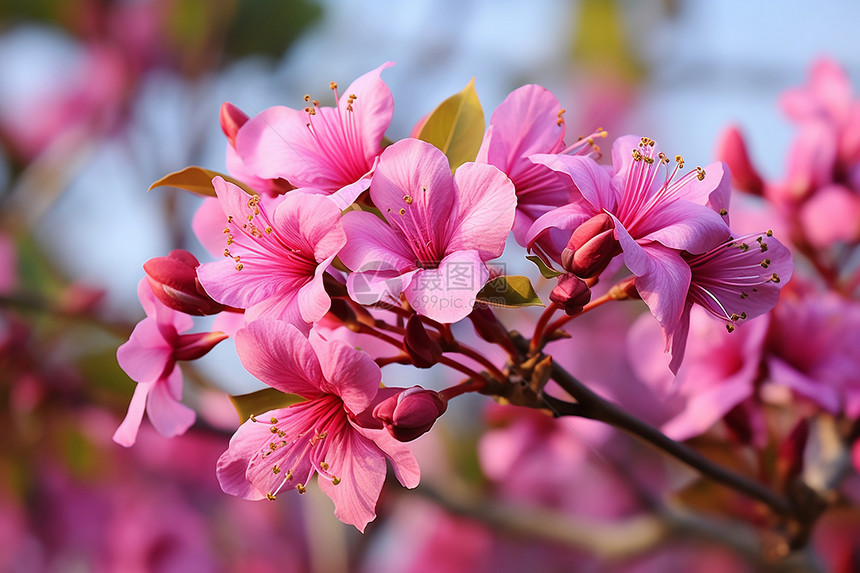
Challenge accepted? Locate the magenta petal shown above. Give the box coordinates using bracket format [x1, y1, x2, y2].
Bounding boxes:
[370, 139, 455, 243]
[297, 262, 333, 325]
[112, 382, 150, 447]
[272, 192, 346, 261]
[359, 425, 421, 488]
[341, 62, 396, 163]
[234, 321, 324, 398]
[117, 318, 173, 384]
[216, 418, 269, 500]
[525, 202, 595, 251]
[317, 429, 387, 532]
[404, 250, 490, 323]
[340, 211, 415, 273]
[447, 162, 516, 260]
[640, 201, 730, 254]
[309, 333, 380, 415]
[479, 84, 565, 166]
[146, 369, 195, 438]
[346, 266, 420, 307]
[615, 221, 691, 336]
[531, 154, 616, 212]
[193, 197, 232, 259]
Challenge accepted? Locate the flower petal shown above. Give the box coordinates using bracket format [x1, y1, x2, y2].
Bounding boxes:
[309, 333, 381, 415]
[404, 250, 489, 323]
[446, 162, 516, 260]
[317, 429, 387, 532]
[146, 368, 196, 438]
[112, 382, 150, 447]
[234, 321, 324, 398]
[370, 138, 455, 248]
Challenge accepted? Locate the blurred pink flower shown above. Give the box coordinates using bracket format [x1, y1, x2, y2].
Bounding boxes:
[114, 280, 226, 447]
[764, 286, 860, 417]
[629, 306, 769, 442]
[216, 320, 419, 531]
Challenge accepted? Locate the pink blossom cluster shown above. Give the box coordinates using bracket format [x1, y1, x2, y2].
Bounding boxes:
[115, 62, 797, 532]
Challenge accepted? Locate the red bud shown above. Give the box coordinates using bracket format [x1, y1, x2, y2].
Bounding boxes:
[715, 125, 764, 195]
[144, 250, 224, 316]
[549, 274, 591, 316]
[403, 315, 443, 368]
[220, 102, 249, 149]
[560, 213, 621, 277]
[373, 386, 447, 442]
[173, 331, 229, 361]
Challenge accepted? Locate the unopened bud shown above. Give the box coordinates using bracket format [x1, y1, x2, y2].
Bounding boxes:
[373, 386, 447, 442]
[172, 330, 228, 361]
[403, 315, 443, 368]
[715, 125, 764, 195]
[144, 250, 224, 316]
[220, 102, 249, 149]
[549, 274, 591, 316]
[560, 213, 621, 277]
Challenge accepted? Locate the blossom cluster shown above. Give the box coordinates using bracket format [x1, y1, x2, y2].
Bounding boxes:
[115, 62, 796, 531]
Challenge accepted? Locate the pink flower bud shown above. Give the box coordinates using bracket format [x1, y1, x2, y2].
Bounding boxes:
[144, 250, 225, 316]
[372, 386, 447, 442]
[220, 102, 249, 149]
[172, 330, 229, 361]
[403, 315, 442, 368]
[715, 125, 764, 195]
[560, 213, 621, 277]
[549, 274, 591, 316]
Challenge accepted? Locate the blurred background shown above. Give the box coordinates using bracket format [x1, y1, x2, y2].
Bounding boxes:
[1, 0, 859, 571]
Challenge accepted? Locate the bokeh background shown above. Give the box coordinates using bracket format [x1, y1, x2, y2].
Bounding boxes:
[1, 1, 859, 571]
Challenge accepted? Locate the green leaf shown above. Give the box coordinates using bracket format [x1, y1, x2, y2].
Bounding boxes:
[229, 388, 305, 422]
[476, 276, 544, 309]
[417, 78, 485, 170]
[149, 166, 255, 197]
[526, 255, 565, 279]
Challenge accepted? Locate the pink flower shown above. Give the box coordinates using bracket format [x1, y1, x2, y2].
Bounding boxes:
[629, 306, 770, 442]
[476, 85, 588, 253]
[196, 176, 346, 329]
[665, 230, 793, 372]
[220, 102, 294, 197]
[232, 63, 395, 208]
[114, 280, 227, 447]
[765, 287, 860, 417]
[216, 320, 420, 531]
[339, 138, 516, 323]
[528, 135, 731, 345]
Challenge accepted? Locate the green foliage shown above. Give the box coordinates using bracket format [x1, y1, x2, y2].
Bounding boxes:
[149, 166, 255, 198]
[476, 275, 544, 309]
[229, 388, 305, 422]
[417, 78, 486, 170]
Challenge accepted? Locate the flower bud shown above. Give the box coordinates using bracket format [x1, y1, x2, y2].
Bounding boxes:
[715, 125, 764, 195]
[560, 213, 621, 278]
[172, 331, 229, 361]
[403, 315, 443, 368]
[549, 274, 591, 316]
[220, 102, 249, 149]
[373, 386, 447, 442]
[144, 250, 224, 316]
